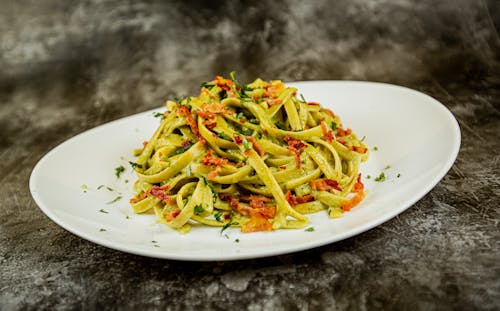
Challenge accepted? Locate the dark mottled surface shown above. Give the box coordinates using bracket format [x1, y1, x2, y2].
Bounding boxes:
[1, 0, 499, 310]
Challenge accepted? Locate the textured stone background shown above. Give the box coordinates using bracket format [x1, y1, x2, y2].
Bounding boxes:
[1, 0, 499, 310]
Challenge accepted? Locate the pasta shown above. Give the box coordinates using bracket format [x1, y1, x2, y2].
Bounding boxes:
[129, 73, 368, 233]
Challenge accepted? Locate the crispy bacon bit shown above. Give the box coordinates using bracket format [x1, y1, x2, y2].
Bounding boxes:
[130, 184, 171, 204]
[323, 108, 335, 118]
[341, 174, 365, 211]
[219, 193, 276, 223]
[320, 121, 334, 143]
[289, 146, 301, 169]
[182, 139, 191, 147]
[284, 136, 306, 149]
[202, 150, 228, 167]
[241, 213, 272, 233]
[246, 136, 265, 156]
[207, 166, 222, 180]
[179, 106, 206, 144]
[307, 102, 321, 106]
[285, 191, 315, 206]
[214, 76, 234, 91]
[239, 195, 273, 208]
[234, 136, 243, 145]
[336, 128, 352, 137]
[266, 98, 282, 106]
[150, 188, 172, 203]
[352, 146, 368, 154]
[202, 150, 229, 180]
[166, 209, 181, 221]
[353, 174, 364, 193]
[284, 136, 305, 168]
[337, 138, 347, 145]
[279, 165, 287, 170]
[310, 179, 342, 191]
[142, 141, 148, 148]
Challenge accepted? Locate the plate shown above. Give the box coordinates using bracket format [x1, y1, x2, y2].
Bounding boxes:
[29, 81, 460, 261]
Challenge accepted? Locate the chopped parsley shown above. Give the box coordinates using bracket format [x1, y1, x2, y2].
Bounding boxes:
[360, 135, 366, 142]
[129, 161, 143, 169]
[241, 136, 252, 150]
[107, 196, 122, 204]
[126, 215, 130, 219]
[194, 204, 204, 214]
[115, 165, 125, 178]
[172, 142, 193, 155]
[81, 184, 88, 190]
[305, 227, 315, 232]
[99, 209, 108, 214]
[97, 185, 104, 190]
[221, 222, 232, 233]
[397, 173, 401, 178]
[214, 211, 223, 222]
[236, 112, 246, 120]
[374, 172, 386, 182]
[384, 165, 391, 170]
[152, 112, 164, 119]
[300, 94, 307, 103]
[241, 128, 253, 136]
[99, 228, 106, 232]
[331, 121, 337, 131]
[201, 81, 215, 90]
[234, 239, 240, 243]
[217, 132, 228, 139]
[366, 175, 371, 179]
[373, 146, 379, 151]
[249, 118, 259, 124]
[275, 121, 287, 130]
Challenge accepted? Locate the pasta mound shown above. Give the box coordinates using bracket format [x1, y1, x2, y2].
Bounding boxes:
[129, 74, 368, 233]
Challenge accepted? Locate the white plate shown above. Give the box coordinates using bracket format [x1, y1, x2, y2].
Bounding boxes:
[30, 81, 460, 261]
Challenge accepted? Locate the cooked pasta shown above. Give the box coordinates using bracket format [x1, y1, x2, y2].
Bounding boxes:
[129, 73, 368, 233]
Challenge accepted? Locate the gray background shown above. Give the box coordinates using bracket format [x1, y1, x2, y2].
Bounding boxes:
[1, 0, 499, 310]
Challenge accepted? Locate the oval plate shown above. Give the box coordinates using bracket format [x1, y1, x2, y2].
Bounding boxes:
[30, 81, 460, 261]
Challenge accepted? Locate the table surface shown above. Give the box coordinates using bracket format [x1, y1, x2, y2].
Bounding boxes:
[1, 1, 499, 310]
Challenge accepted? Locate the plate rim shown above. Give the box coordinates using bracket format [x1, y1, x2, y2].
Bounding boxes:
[29, 80, 461, 261]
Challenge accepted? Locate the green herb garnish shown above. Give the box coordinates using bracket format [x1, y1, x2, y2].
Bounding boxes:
[217, 132, 228, 139]
[373, 146, 378, 151]
[214, 211, 223, 222]
[99, 228, 106, 232]
[115, 165, 125, 178]
[397, 173, 401, 178]
[384, 165, 391, 170]
[97, 185, 104, 190]
[129, 161, 143, 169]
[186, 165, 191, 177]
[331, 121, 337, 131]
[300, 94, 307, 103]
[235, 239, 240, 243]
[241, 128, 253, 136]
[305, 227, 315, 232]
[374, 172, 386, 182]
[201, 82, 215, 90]
[275, 121, 286, 130]
[99, 209, 108, 214]
[241, 136, 252, 150]
[107, 196, 122, 204]
[81, 184, 88, 190]
[194, 205, 204, 214]
[152, 112, 164, 119]
[221, 222, 232, 233]
[172, 142, 193, 155]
